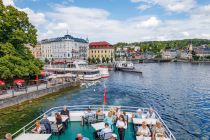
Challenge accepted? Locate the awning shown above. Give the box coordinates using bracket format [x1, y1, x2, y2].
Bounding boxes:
[14, 79, 25, 83]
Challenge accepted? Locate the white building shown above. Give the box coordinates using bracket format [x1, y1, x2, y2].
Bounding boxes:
[161, 49, 178, 59]
[41, 34, 89, 61]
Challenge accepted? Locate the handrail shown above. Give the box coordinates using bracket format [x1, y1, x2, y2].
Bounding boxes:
[12, 105, 176, 140]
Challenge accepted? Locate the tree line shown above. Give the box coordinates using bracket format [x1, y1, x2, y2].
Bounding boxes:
[114, 39, 210, 53]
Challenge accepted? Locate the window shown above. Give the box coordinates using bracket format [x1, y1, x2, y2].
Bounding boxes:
[105, 50, 107, 53]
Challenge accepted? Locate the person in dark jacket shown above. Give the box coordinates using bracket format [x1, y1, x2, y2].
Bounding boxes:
[60, 105, 70, 128]
[41, 114, 51, 134]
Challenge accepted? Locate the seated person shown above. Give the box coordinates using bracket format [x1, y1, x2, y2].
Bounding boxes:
[98, 123, 112, 137]
[55, 112, 63, 129]
[136, 121, 151, 137]
[5, 133, 12, 140]
[31, 120, 42, 134]
[75, 133, 89, 140]
[146, 107, 156, 119]
[84, 108, 95, 123]
[60, 105, 70, 118]
[115, 107, 121, 119]
[152, 121, 166, 138]
[133, 109, 143, 118]
[104, 112, 114, 127]
[40, 114, 51, 133]
[96, 108, 103, 116]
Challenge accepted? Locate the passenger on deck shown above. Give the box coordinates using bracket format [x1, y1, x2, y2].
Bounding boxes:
[116, 115, 127, 140]
[98, 123, 112, 136]
[146, 107, 156, 119]
[133, 109, 143, 118]
[96, 108, 103, 116]
[31, 120, 42, 134]
[5, 133, 12, 140]
[136, 121, 151, 137]
[84, 108, 94, 117]
[75, 133, 89, 140]
[116, 107, 121, 119]
[55, 113, 63, 129]
[41, 114, 51, 133]
[104, 112, 114, 127]
[152, 121, 166, 139]
[60, 105, 70, 118]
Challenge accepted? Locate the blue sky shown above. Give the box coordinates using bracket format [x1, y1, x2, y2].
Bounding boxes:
[3, 0, 210, 43]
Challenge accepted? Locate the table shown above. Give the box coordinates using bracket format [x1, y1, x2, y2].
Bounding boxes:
[133, 118, 157, 125]
[14, 134, 51, 140]
[136, 136, 151, 140]
[47, 115, 68, 123]
[91, 122, 105, 131]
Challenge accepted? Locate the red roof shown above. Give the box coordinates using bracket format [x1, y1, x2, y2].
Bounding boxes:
[89, 41, 112, 49]
[89, 41, 111, 46]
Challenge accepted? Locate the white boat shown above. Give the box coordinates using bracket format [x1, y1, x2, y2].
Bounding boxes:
[98, 67, 109, 78]
[44, 60, 101, 81]
[114, 61, 135, 70]
[12, 105, 176, 140]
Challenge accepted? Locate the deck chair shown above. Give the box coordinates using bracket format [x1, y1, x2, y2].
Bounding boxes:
[96, 114, 105, 122]
[51, 123, 63, 135]
[40, 124, 47, 134]
[84, 114, 96, 126]
[99, 132, 113, 140]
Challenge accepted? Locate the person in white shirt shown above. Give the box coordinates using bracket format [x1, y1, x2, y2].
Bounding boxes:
[137, 121, 151, 137]
[116, 115, 127, 140]
[146, 107, 156, 119]
[98, 123, 112, 137]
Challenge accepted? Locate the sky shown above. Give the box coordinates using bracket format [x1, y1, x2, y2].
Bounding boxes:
[2, 0, 210, 43]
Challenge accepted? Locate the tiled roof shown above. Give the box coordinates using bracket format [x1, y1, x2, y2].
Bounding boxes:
[89, 41, 110, 46]
[89, 41, 113, 49]
[41, 34, 88, 44]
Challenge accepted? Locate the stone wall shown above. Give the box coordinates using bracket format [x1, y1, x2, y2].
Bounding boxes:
[0, 82, 79, 109]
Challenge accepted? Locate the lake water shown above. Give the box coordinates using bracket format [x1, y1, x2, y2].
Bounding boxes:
[0, 63, 210, 139]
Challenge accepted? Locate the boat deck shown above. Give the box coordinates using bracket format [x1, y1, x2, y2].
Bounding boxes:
[50, 121, 135, 140]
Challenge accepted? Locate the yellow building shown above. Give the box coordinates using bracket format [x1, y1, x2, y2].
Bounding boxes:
[89, 41, 114, 62]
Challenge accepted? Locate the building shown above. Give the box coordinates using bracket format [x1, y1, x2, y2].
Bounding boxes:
[161, 49, 178, 59]
[193, 45, 210, 57]
[89, 41, 114, 62]
[41, 34, 89, 61]
[33, 43, 42, 59]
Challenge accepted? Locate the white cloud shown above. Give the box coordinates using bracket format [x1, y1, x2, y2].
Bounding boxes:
[182, 32, 190, 37]
[2, 0, 15, 6]
[20, 8, 46, 27]
[137, 4, 151, 11]
[137, 17, 161, 28]
[131, 0, 197, 12]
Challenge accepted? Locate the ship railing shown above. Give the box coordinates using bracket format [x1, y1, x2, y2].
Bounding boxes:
[12, 105, 176, 140]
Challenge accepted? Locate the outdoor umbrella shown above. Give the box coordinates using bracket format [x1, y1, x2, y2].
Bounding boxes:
[13, 79, 25, 83]
[0, 80, 5, 85]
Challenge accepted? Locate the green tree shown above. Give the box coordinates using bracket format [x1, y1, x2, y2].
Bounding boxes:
[96, 57, 100, 64]
[91, 57, 96, 64]
[87, 57, 91, 63]
[111, 57, 113, 62]
[102, 57, 106, 63]
[106, 57, 110, 63]
[0, 1, 43, 80]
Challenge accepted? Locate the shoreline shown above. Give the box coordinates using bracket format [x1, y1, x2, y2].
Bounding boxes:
[0, 81, 80, 110]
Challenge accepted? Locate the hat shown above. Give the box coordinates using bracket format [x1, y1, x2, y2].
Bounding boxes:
[112, 134, 117, 138]
[137, 109, 142, 112]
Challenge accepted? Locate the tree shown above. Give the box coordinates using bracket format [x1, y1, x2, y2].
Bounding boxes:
[88, 57, 91, 63]
[44, 58, 49, 64]
[0, 1, 43, 80]
[91, 57, 96, 64]
[96, 57, 100, 64]
[102, 57, 106, 63]
[111, 57, 113, 62]
[106, 57, 110, 63]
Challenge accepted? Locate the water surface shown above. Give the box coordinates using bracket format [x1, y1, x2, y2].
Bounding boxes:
[0, 63, 210, 140]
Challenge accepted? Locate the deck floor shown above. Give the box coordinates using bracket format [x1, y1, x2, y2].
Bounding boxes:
[49, 122, 136, 140]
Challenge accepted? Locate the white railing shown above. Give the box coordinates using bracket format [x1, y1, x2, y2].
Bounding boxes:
[12, 105, 176, 140]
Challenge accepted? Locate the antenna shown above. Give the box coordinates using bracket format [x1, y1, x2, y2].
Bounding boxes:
[67, 30, 69, 35]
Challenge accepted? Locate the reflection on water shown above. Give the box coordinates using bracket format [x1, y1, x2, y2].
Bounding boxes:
[0, 63, 210, 139]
